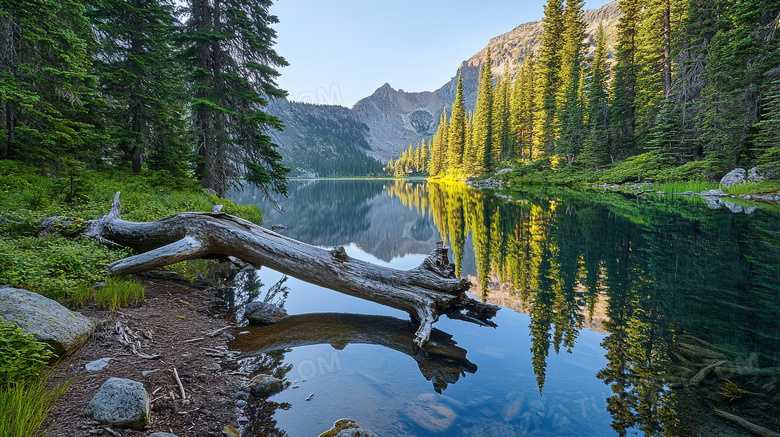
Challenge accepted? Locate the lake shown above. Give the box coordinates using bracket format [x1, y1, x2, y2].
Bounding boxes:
[227, 179, 780, 436]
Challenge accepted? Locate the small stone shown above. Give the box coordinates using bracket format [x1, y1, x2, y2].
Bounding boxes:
[236, 400, 247, 407]
[85, 358, 111, 371]
[181, 399, 191, 406]
[141, 369, 160, 376]
[244, 301, 288, 325]
[238, 416, 249, 423]
[84, 378, 150, 430]
[180, 353, 195, 361]
[402, 393, 456, 432]
[230, 390, 249, 400]
[247, 374, 285, 397]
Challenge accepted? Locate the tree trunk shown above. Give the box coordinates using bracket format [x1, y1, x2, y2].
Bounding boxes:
[42, 193, 499, 348]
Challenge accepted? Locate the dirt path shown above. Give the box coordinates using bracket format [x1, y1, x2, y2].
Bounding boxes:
[43, 275, 248, 437]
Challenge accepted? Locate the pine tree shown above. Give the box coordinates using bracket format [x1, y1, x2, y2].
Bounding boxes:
[582, 23, 612, 168]
[447, 74, 467, 172]
[473, 48, 494, 173]
[609, 0, 641, 157]
[0, 0, 99, 163]
[181, 0, 289, 197]
[533, 0, 566, 155]
[754, 79, 780, 164]
[512, 52, 536, 160]
[91, 0, 187, 175]
[492, 71, 512, 164]
[555, 0, 586, 162]
[429, 110, 449, 177]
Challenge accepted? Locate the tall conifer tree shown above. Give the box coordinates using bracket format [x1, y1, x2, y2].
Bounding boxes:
[473, 48, 494, 173]
[181, 0, 289, 197]
[582, 23, 612, 168]
[533, 0, 566, 155]
[447, 74, 467, 172]
[555, 0, 586, 162]
[609, 0, 641, 157]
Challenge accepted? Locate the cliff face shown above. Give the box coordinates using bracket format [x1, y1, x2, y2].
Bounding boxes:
[268, 1, 621, 173]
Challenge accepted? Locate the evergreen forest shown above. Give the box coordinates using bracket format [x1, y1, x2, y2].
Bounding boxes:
[0, 0, 289, 197]
[389, 0, 780, 183]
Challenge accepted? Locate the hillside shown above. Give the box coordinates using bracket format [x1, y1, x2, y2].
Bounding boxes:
[267, 1, 622, 174]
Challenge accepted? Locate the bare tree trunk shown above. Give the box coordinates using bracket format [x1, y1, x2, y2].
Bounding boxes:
[42, 193, 499, 348]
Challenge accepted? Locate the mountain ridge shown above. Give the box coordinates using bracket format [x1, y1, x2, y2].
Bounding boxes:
[268, 1, 622, 174]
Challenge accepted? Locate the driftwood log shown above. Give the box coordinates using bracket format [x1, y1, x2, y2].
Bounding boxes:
[41, 192, 499, 348]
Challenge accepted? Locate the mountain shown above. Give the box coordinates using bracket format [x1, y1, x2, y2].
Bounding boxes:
[268, 1, 622, 175]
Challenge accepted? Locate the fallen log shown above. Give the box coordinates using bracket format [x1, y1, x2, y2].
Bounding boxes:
[41, 192, 499, 348]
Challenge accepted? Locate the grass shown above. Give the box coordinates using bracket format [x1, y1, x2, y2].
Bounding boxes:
[652, 181, 719, 194]
[723, 181, 780, 196]
[0, 376, 71, 437]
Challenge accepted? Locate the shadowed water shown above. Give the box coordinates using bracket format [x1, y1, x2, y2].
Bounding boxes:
[228, 179, 780, 436]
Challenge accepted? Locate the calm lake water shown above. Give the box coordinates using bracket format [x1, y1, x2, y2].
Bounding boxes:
[228, 179, 780, 436]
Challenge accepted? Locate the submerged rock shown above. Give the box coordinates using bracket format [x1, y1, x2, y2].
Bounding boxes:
[84, 377, 150, 429]
[402, 393, 457, 432]
[0, 285, 94, 357]
[247, 374, 285, 396]
[720, 168, 747, 187]
[320, 419, 378, 437]
[245, 301, 288, 324]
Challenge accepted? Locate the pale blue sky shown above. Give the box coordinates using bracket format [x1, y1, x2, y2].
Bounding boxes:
[270, 0, 614, 107]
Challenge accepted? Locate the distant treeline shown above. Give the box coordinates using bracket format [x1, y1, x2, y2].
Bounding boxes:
[389, 0, 780, 181]
[0, 0, 288, 197]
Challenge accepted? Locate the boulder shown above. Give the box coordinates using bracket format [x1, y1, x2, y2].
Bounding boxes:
[320, 419, 378, 437]
[0, 285, 94, 357]
[720, 168, 747, 187]
[245, 301, 288, 325]
[247, 374, 285, 396]
[84, 378, 150, 429]
[747, 167, 765, 183]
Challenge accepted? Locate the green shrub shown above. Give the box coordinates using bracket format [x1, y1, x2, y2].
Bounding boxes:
[0, 317, 53, 383]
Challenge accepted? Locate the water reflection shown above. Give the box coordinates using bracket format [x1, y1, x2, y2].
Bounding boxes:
[230, 179, 780, 436]
[231, 313, 477, 394]
[388, 180, 780, 435]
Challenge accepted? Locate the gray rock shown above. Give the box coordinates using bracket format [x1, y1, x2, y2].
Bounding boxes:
[84, 378, 150, 429]
[85, 358, 111, 371]
[204, 188, 217, 196]
[402, 393, 457, 432]
[320, 419, 378, 437]
[495, 168, 512, 175]
[720, 168, 747, 187]
[754, 195, 775, 201]
[236, 399, 247, 407]
[247, 374, 285, 396]
[701, 196, 722, 210]
[245, 301, 288, 325]
[149, 433, 179, 437]
[747, 166, 765, 183]
[722, 201, 743, 214]
[677, 191, 695, 195]
[0, 285, 94, 357]
[699, 189, 727, 197]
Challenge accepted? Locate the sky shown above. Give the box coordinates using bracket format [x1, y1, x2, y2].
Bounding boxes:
[269, 0, 614, 108]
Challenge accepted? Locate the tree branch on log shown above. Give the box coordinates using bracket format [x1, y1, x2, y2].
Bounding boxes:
[40, 192, 500, 348]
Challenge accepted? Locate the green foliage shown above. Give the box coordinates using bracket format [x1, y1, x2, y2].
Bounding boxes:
[0, 236, 130, 300]
[94, 276, 146, 311]
[0, 317, 53, 383]
[0, 375, 70, 437]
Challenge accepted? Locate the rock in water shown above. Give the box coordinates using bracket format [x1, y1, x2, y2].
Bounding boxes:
[319, 418, 378, 437]
[84, 378, 150, 429]
[0, 285, 94, 357]
[699, 188, 727, 197]
[402, 393, 457, 432]
[720, 168, 747, 187]
[247, 374, 285, 396]
[245, 301, 288, 324]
